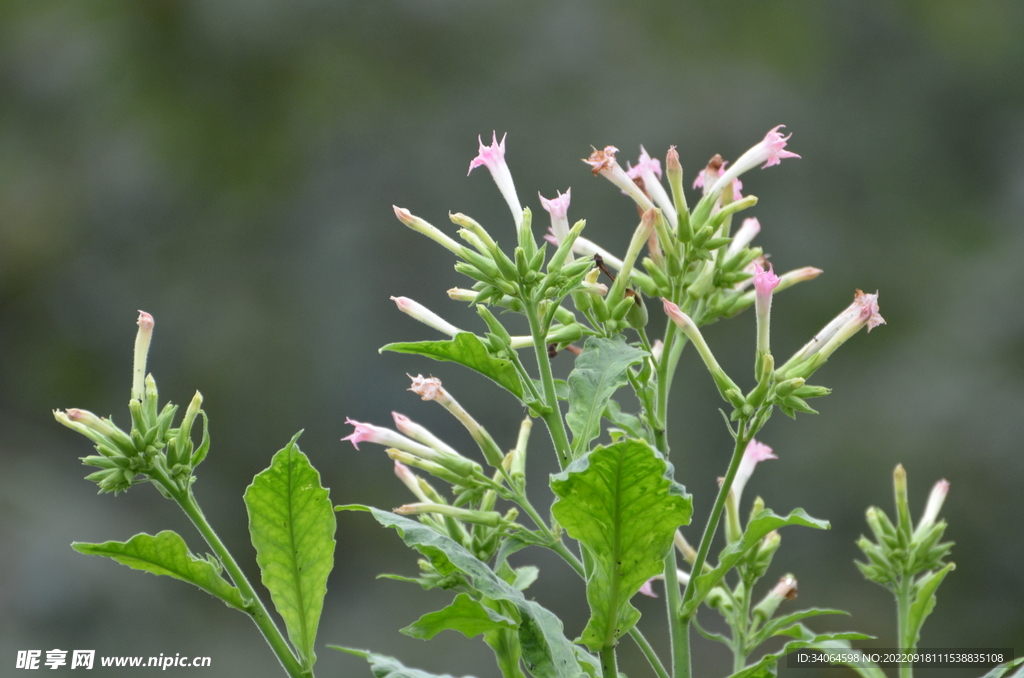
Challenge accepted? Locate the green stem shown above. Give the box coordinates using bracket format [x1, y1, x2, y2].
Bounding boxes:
[897, 576, 914, 678]
[525, 297, 572, 468]
[173, 486, 309, 678]
[681, 420, 750, 611]
[663, 548, 687, 678]
[600, 646, 618, 678]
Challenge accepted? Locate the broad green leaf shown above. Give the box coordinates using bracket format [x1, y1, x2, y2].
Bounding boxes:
[684, 508, 829, 617]
[565, 337, 647, 457]
[245, 432, 335, 669]
[381, 332, 523, 399]
[73, 530, 244, 609]
[401, 593, 517, 640]
[906, 562, 955, 647]
[330, 648, 477, 678]
[550, 439, 693, 650]
[363, 508, 585, 678]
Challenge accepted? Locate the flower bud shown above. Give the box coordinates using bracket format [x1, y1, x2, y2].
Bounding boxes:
[395, 502, 505, 528]
[132, 311, 154, 401]
[752, 574, 798, 623]
[914, 479, 949, 539]
[394, 206, 467, 256]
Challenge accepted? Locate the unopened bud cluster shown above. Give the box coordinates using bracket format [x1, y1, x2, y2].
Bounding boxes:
[54, 312, 208, 495]
[856, 465, 954, 588]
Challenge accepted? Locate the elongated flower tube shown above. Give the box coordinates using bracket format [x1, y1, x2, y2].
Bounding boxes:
[607, 208, 658, 308]
[394, 461, 433, 503]
[393, 206, 467, 256]
[391, 412, 464, 460]
[583, 146, 656, 212]
[753, 263, 780, 355]
[132, 311, 154, 401]
[539, 189, 573, 263]
[468, 132, 523, 229]
[776, 289, 884, 379]
[391, 296, 463, 336]
[408, 375, 505, 468]
[627, 146, 677, 225]
[394, 502, 505, 528]
[726, 217, 762, 258]
[707, 126, 801, 202]
[914, 479, 950, 539]
[662, 299, 742, 404]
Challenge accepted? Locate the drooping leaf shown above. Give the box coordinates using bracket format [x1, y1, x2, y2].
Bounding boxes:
[381, 332, 523, 399]
[726, 626, 874, 678]
[749, 608, 849, 648]
[565, 336, 647, 457]
[362, 508, 586, 678]
[684, 509, 830, 617]
[401, 593, 517, 640]
[245, 432, 335, 669]
[73, 530, 244, 609]
[906, 562, 955, 647]
[330, 648, 477, 678]
[550, 438, 693, 650]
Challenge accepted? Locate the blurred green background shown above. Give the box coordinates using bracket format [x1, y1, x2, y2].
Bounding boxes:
[2, 1, 1023, 676]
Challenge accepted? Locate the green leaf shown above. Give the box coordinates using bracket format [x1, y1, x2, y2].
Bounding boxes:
[977, 656, 1024, 678]
[73, 530, 244, 609]
[330, 648, 478, 678]
[750, 608, 849, 648]
[401, 593, 517, 640]
[565, 337, 647, 457]
[550, 439, 693, 650]
[906, 562, 955, 647]
[684, 509, 829, 617]
[805, 638, 888, 678]
[726, 626, 874, 678]
[381, 332, 524, 399]
[244, 432, 335, 669]
[366, 508, 584, 678]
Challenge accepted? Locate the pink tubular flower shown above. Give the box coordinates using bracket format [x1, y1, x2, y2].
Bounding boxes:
[584, 146, 656, 212]
[753, 262, 780, 355]
[342, 417, 436, 457]
[627, 146, 677, 224]
[753, 262, 780, 298]
[468, 132, 524, 228]
[780, 290, 885, 379]
[539, 188, 573, 261]
[731, 439, 778, 506]
[707, 126, 800, 201]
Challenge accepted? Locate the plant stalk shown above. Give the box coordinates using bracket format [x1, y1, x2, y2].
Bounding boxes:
[173, 486, 309, 678]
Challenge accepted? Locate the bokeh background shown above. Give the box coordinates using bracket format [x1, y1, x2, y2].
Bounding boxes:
[2, 1, 1023, 676]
